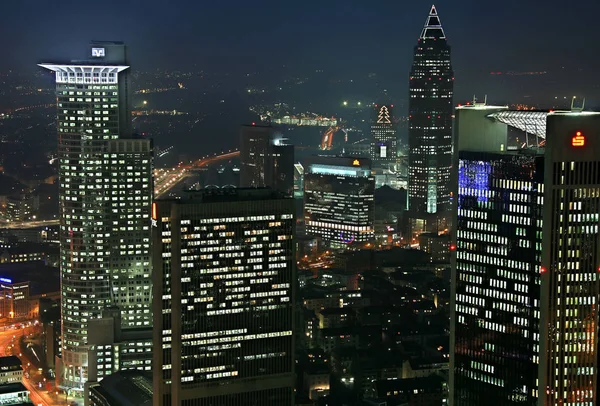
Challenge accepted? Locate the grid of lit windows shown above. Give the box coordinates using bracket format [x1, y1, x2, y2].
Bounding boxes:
[542, 160, 600, 406]
[41, 62, 151, 387]
[93, 340, 153, 380]
[154, 190, 295, 405]
[453, 151, 543, 406]
[304, 162, 374, 247]
[105, 140, 153, 327]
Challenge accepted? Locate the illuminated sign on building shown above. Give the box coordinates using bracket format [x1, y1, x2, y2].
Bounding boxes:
[572, 131, 585, 147]
[352, 159, 360, 166]
[0, 278, 12, 284]
[91, 48, 105, 57]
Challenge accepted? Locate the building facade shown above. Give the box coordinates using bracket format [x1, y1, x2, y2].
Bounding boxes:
[303, 157, 374, 247]
[105, 139, 153, 328]
[452, 150, 543, 405]
[539, 111, 600, 406]
[450, 104, 542, 405]
[86, 308, 152, 384]
[370, 104, 397, 168]
[152, 188, 296, 406]
[407, 5, 454, 235]
[451, 106, 600, 406]
[40, 42, 152, 387]
[0, 357, 23, 384]
[0, 279, 30, 319]
[240, 125, 294, 196]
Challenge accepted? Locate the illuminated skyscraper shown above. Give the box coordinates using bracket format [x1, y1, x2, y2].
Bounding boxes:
[304, 156, 374, 247]
[152, 188, 295, 406]
[40, 42, 152, 387]
[407, 5, 454, 235]
[539, 111, 600, 406]
[450, 104, 542, 406]
[370, 104, 397, 167]
[451, 105, 600, 406]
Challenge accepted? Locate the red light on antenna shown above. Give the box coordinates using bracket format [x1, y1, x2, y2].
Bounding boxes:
[572, 131, 585, 147]
[251, 122, 256, 126]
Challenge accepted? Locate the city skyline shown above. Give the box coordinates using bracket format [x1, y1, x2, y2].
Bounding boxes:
[3, 2, 600, 106]
[2, 2, 600, 406]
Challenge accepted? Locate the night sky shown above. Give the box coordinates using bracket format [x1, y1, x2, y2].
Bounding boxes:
[3, 0, 599, 75]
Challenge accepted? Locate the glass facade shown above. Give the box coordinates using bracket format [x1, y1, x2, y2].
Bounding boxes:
[304, 160, 374, 247]
[453, 151, 543, 405]
[408, 6, 454, 227]
[153, 189, 295, 406]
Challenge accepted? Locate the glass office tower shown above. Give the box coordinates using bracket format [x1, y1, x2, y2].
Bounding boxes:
[453, 151, 543, 405]
[539, 111, 600, 406]
[408, 5, 454, 234]
[152, 188, 295, 406]
[304, 156, 374, 247]
[451, 106, 600, 406]
[40, 42, 152, 387]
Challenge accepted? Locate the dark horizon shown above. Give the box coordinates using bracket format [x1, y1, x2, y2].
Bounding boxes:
[4, 1, 600, 79]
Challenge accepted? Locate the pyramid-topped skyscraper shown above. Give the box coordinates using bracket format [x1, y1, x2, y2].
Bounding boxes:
[407, 5, 454, 236]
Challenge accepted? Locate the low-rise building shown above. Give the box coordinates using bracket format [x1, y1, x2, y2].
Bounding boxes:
[303, 365, 330, 401]
[0, 194, 39, 222]
[0, 356, 23, 384]
[316, 307, 355, 329]
[0, 279, 30, 319]
[418, 232, 450, 263]
[372, 375, 447, 406]
[0, 243, 59, 266]
[402, 357, 448, 379]
[0, 382, 33, 406]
